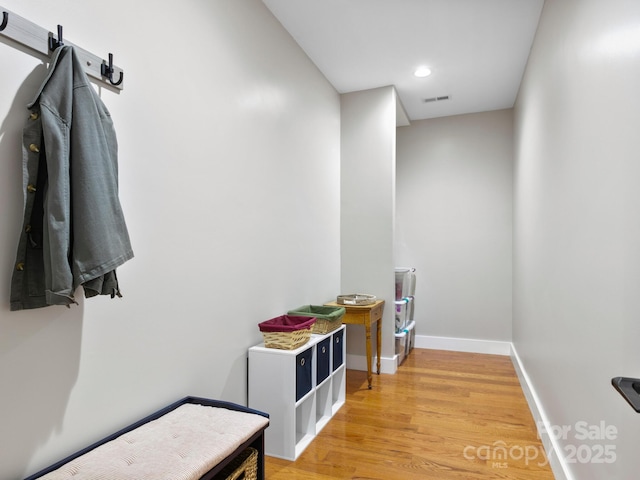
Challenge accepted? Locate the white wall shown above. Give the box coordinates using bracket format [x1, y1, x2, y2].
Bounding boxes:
[340, 86, 397, 365]
[514, 0, 640, 478]
[396, 110, 513, 343]
[0, 1, 341, 478]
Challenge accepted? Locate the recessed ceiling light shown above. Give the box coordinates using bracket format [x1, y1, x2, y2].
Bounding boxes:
[414, 66, 432, 78]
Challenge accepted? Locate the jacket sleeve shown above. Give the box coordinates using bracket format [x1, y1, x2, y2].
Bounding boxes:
[39, 104, 77, 306]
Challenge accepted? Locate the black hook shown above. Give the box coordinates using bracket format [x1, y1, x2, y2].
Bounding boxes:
[0, 11, 8, 32]
[49, 24, 63, 50]
[101, 53, 124, 86]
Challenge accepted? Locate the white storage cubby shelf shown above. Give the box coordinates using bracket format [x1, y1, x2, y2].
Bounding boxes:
[248, 325, 346, 461]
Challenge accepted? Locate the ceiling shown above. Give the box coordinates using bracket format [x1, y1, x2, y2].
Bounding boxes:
[262, 0, 545, 122]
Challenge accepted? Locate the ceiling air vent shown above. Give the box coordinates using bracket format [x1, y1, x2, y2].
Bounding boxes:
[424, 95, 450, 103]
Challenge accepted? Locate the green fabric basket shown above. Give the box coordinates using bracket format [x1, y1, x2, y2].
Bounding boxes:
[287, 305, 346, 334]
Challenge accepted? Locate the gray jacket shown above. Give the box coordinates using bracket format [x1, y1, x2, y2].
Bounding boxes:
[10, 45, 133, 311]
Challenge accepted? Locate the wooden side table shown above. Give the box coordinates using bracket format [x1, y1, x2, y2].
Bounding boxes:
[325, 300, 385, 389]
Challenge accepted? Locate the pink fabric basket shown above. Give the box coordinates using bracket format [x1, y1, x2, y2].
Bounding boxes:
[258, 315, 316, 333]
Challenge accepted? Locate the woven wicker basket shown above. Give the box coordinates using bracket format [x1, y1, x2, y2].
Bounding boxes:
[312, 317, 342, 334]
[258, 315, 316, 350]
[337, 293, 377, 305]
[261, 327, 313, 350]
[212, 447, 258, 480]
[287, 305, 346, 335]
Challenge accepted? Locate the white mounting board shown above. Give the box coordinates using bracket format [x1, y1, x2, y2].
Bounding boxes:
[0, 6, 124, 90]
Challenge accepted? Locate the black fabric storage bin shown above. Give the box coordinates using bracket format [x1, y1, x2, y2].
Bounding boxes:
[296, 348, 313, 401]
[316, 337, 331, 385]
[332, 329, 344, 371]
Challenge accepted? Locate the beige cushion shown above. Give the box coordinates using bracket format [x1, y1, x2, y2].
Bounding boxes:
[39, 404, 268, 479]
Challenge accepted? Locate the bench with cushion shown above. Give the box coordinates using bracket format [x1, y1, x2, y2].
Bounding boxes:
[24, 396, 269, 480]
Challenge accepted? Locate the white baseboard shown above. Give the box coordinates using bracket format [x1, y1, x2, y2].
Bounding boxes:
[510, 345, 573, 480]
[415, 334, 512, 355]
[346, 353, 397, 375]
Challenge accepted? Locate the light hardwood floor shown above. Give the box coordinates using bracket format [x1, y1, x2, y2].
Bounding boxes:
[265, 348, 555, 479]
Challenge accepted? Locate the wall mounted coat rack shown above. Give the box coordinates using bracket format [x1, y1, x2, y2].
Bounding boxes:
[0, 6, 124, 90]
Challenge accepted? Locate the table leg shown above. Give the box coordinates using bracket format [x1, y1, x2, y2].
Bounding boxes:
[376, 318, 382, 375]
[365, 323, 373, 389]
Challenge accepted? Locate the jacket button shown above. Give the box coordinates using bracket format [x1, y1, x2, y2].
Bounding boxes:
[16, 262, 24, 271]
[29, 144, 40, 153]
[25, 225, 32, 233]
[30, 112, 39, 120]
[27, 184, 36, 193]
